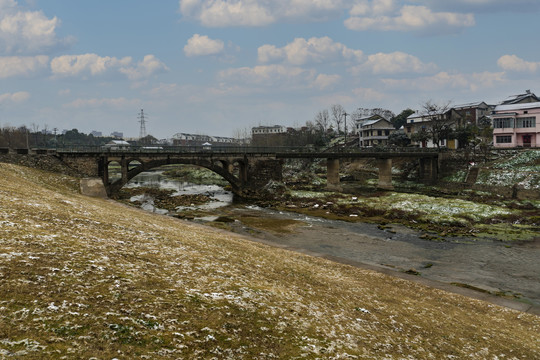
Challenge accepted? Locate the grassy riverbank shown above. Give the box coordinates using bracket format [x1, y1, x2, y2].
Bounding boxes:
[2, 163, 539, 358]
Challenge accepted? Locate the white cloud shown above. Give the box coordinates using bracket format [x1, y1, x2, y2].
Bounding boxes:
[0, 91, 30, 104]
[258, 37, 363, 65]
[420, 0, 540, 13]
[179, 1, 480, 34]
[0, 55, 48, 78]
[351, 51, 437, 75]
[382, 71, 505, 91]
[219, 64, 313, 86]
[180, 0, 274, 27]
[51, 54, 131, 77]
[51, 54, 167, 80]
[147, 83, 179, 97]
[350, 0, 396, 16]
[218, 64, 337, 90]
[63, 97, 140, 109]
[184, 34, 225, 57]
[345, 4, 475, 34]
[497, 55, 540, 73]
[352, 87, 386, 102]
[179, 0, 344, 27]
[119, 55, 169, 80]
[0, 0, 70, 54]
[313, 74, 341, 90]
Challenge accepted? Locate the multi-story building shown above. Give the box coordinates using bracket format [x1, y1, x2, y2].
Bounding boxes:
[357, 116, 395, 147]
[171, 133, 239, 146]
[251, 125, 287, 146]
[251, 125, 286, 136]
[452, 102, 493, 125]
[500, 90, 540, 105]
[405, 109, 463, 148]
[172, 133, 213, 146]
[492, 102, 539, 148]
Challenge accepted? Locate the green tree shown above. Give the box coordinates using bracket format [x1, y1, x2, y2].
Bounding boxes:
[388, 131, 411, 147]
[410, 128, 430, 145]
[391, 109, 415, 129]
[452, 125, 475, 149]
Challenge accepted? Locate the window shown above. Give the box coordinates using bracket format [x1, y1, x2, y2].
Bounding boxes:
[516, 116, 536, 128]
[496, 135, 512, 143]
[493, 117, 514, 128]
[377, 130, 382, 136]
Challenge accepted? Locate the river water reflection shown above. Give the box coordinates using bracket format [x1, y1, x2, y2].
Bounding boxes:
[124, 170, 234, 214]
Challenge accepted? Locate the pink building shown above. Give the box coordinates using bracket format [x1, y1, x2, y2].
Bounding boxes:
[492, 102, 540, 148]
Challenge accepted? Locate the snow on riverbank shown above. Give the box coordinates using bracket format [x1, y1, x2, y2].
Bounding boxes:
[1, 162, 539, 358]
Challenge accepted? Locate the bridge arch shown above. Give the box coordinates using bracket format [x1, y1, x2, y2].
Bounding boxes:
[107, 157, 243, 196]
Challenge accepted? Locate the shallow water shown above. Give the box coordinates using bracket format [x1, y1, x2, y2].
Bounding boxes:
[124, 170, 234, 214]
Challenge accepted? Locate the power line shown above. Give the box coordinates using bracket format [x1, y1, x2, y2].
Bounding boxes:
[138, 109, 147, 139]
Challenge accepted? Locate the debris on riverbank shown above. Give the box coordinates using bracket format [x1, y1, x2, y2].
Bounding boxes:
[117, 187, 214, 212]
[162, 164, 229, 186]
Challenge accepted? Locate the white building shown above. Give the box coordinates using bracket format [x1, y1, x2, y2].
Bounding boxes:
[251, 125, 286, 135]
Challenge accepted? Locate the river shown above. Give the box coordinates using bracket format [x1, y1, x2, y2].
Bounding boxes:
[124, 169, 540, 310]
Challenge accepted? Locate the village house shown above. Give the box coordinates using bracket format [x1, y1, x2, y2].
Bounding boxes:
[500, 90, 540, 105]
[357, 115, 395, 147]
[492, 102, 539, 148]
[251, 125, 287, 146]
[405, 109, 463, 149]
[490, 90, 540, 148]
[452, 102, 493, 126]
[103, 139, 131, 150]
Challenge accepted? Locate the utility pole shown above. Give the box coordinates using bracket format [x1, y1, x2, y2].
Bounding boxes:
[343, 111, 348, 145]
[138, 109, 147, 139]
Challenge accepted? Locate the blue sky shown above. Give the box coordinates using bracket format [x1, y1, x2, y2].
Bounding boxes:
[1, 0, 540, 139]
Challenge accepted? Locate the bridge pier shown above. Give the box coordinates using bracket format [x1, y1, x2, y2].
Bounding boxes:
[245, 159, 283, 192]
[121, 158, 129, 185]
[377, 158, 394, 190]
[419, 157, 438, 184]
[326, 158, 342, 191]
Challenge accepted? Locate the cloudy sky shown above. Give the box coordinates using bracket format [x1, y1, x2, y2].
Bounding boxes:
[1, 0, 540, 139]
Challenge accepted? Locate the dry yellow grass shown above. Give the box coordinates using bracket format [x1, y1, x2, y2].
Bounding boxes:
[0, 162, 539, 359]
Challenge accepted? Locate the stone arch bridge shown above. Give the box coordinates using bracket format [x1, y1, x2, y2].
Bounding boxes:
[54, 147, 441, 197]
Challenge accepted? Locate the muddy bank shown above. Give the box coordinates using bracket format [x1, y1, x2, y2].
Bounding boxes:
[204, 206, 540, 308]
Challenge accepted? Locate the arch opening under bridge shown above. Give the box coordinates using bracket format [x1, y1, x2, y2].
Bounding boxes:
[105, 157, 248, 196]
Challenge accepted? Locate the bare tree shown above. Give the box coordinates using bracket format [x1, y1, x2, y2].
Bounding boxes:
[314, 109, 330, 133]
[232, 127, 251, 145]
[420, 100, 453, 148]
[330, 104, 345, 133]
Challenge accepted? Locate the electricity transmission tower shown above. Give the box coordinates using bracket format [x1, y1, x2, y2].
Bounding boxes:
[138, 109, 147, 139]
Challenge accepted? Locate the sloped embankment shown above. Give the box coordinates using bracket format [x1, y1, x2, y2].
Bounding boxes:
[0, 163, 539, 359]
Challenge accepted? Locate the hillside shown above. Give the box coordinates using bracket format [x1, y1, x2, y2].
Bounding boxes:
[0, 163, 539, 359]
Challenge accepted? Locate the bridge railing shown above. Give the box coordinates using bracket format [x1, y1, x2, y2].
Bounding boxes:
[52, 145, 443, 155]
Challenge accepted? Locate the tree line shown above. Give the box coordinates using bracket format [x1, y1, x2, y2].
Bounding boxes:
[0, 126, 118, 149]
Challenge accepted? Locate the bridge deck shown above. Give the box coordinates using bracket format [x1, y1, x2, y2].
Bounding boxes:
[54, 146, 441, 159]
